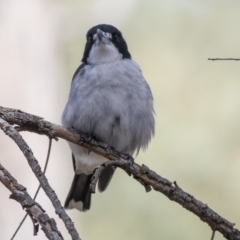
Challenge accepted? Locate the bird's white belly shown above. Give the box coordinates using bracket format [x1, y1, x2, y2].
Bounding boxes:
[69, 142, 109, 175]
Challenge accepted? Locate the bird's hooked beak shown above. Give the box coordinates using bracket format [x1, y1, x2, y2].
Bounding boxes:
[96, 29, 110, 45]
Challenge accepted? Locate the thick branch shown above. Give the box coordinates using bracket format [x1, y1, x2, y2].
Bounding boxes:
[0, 115, 80, 240]
[1, 106, 240, 240]
[0, 163, 63, 240]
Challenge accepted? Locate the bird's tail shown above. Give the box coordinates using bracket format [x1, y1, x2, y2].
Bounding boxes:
[64, 173, 92, 211]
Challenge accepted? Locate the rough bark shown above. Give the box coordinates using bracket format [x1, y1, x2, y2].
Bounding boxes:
[1, 106, 240, 240]
[0, 163, 63, 240]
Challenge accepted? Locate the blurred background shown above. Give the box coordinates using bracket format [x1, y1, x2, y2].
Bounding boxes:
[1, 0, 240, 239]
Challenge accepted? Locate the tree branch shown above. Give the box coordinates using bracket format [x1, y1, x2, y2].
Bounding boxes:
[11, 138, 53, 240]
[0, 114, 81, 240]
[0, 163, 63, 240]
[208, 58, 240, 61]
[1, 106, 240, 240]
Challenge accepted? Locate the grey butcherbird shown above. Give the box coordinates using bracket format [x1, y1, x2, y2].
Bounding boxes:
[62, 24, 155, 211]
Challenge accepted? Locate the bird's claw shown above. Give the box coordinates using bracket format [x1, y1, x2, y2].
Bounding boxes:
[126, 155, 134, 168]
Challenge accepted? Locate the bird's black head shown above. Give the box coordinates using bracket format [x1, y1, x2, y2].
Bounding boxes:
[81, 24, 131, 64]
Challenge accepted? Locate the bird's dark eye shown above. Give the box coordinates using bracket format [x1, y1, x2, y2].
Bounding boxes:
[112, 34, 118, 41]
[88, 36, 93, 43]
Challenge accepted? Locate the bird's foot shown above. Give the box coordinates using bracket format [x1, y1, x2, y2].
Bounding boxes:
[121, 153, 134, 168]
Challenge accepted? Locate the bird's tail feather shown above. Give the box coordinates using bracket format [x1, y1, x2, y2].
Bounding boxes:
[64, 173, 92, 211]
[98, 166, 116, 192]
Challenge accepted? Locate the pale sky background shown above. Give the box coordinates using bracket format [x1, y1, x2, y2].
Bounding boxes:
[1, 1, 240, 240]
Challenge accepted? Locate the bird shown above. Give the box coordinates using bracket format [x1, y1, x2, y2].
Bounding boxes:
[62, 24, 155, 212]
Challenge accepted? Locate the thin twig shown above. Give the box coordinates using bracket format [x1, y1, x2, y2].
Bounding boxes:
[1, 106, 240, 239]
[0, 116, 81, 240]
[90, 159, 152, 193]
[11, 214, 28, 240]
[208, 58, 240, 61]
[90, 159, 127, 193]
[0, 163, 63, 240]
[11, 138, 53, 240]
[211, 230, 216, 240]
[34, 138, 52, 199]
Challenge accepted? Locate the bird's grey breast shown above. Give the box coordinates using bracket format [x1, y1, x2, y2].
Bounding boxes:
[62, 59, 155, 154]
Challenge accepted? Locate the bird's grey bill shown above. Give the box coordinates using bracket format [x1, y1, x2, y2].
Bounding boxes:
[96, 29, 110, 45]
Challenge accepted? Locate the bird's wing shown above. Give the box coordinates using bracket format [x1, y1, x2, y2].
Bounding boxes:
[71, 63, 86, 83]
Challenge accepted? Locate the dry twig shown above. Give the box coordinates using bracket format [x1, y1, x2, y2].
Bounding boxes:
[208, 58, 240, 61]
[0, 115, 80, 240]
[0, 163, 63, 240]
[11, 138, 53, 240]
